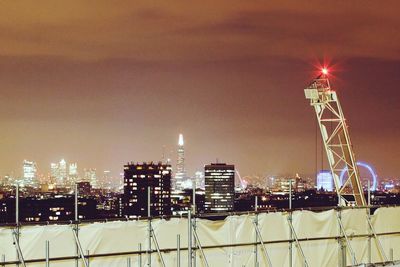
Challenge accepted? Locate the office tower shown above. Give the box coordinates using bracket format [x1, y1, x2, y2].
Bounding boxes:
[174, 134, 186, 190]
[195, 171, 204, 189]
[23, 160, 37, 187]
[50, 163, 58, 184]
[103, 170, 111, 189]
[84, 168, 98, 189]
[58, 159, 67, 185]
[123, 162, 172, 218]
[204, 163, 235, 213]
[68, 163, 78, 184]
[317, 170, 334, 192]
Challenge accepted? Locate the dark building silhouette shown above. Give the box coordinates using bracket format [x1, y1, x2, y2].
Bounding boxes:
[123, 162, 172, 218]
[0, 195, 97, 223]
[77, 181, 92, 196]
[204, 163, 235, 213]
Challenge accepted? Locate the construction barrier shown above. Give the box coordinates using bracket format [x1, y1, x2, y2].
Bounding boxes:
[0, 206, 400, 266]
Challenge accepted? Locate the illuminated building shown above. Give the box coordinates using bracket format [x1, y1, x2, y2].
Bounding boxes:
[195, 171, 204, 189]
[77, 181, 92, 196]
[68, 163, 78, 184]
[84, 168, 98, 188]
[174, 134, 186, 190]
[58, 159, 67, 185]
[317, 171, 334, 192]
[23, 160, 37, 187]
[51, 159, 68, 186]
[123, 162, 171, 218]
[204, 163, 235, 213]
[50, 163, 58, 184]
[103, 170, 111, 189]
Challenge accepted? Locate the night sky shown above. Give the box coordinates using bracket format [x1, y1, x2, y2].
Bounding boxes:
[0, 1, 399, 179]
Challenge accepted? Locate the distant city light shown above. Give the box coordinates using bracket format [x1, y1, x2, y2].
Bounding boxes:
[317, 171, 334, 191]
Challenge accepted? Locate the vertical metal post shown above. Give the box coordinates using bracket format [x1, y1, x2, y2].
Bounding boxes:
[75, 184, 78, 221]
[16, 184, 19, 225]
[390, 248, 394, 262]
[147, 187, 151, 267]
[86, 250, 90, 267]
[138, 243, 142, 267]
[177, 234, 181, 267]
[1, 254, 5, 267]
[45, 240, 50, 267]
[127, 257, 131, 267]
[253, 221, 273, 267]
[367, 180, 371, 264]
[15, 184, 20, 267]
[188, 210, 192, 267]
[254, 212, 258, 267]
[337, 211, 357, 266]
[338, 208, 346, 267]
[74, 183, 79, 267]
[192, 181, 197, 267]
[289, 180, 293, 267]
[193, 181, 196, 214]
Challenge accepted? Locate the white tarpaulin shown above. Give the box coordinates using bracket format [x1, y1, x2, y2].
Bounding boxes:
[0, 207, 399, 266]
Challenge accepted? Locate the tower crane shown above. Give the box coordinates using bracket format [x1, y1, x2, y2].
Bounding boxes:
[304, 68, 366, 206]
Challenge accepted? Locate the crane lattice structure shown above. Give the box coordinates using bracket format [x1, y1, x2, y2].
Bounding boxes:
[304, 70, 366, 206]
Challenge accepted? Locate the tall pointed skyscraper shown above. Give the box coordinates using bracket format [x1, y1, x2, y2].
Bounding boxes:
[174, 134, 186, 190]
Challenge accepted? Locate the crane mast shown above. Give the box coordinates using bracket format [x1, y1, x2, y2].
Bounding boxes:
[304, 71, 366, 206]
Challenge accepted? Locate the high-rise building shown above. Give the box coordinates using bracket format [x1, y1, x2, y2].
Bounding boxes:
[195, 171, 204, 189]
[123, 162, 171, 218]
[317, 170, 334, 192]
[103, 170, 111, 189]
[23, 160, 37, 187]
[204, 163, 235, 213]
[58, 159, 67, 185]
[68, 163, 78, 184]
[174, 134, 186, 190]
[50, 163, 58, 184]
[84, 168, 98, 188]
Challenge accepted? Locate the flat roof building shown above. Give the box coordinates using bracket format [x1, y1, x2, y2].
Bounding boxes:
[204, 163, 235, 213]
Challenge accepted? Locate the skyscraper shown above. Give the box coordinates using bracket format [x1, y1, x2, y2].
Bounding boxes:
[23, 160, 37, 187]
[123, 162, 172, 218]
[68, 163, 78, 184]
[174, 134, 186, 190]
[84, 168, 98, 189]
[58, 159, 67, 185]
[50, 163, 58, 184]
[204, 163, 235, 213]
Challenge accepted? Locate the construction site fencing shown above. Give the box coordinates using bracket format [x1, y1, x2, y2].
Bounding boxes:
[0, 206, 400, 267]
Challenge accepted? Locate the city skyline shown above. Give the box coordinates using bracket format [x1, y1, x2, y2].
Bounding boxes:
[0, 2, 399, 179]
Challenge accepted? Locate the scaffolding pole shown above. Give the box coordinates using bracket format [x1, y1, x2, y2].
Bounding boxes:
[366, 214, 389, 263]
[192, 223, 210, 267]
[147, 187, 152, 267]
[287, 217, 309, 267]
[177, 235, 181, 267]
[337, 212, 357, 266]
[149, 223, 166, 267]
[45, 240, 50, 267]
[12, 230, 26, 267]
[74, 184, 79, 267]
[254, 211, 259, 267]
[72, 227, 89, 267]
[289, 181, 293, 267]
[188, 210, 193, 267]
[252, 221, 273, 267]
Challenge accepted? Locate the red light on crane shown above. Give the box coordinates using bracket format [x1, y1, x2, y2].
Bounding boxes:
[321, 68, 328, 75]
